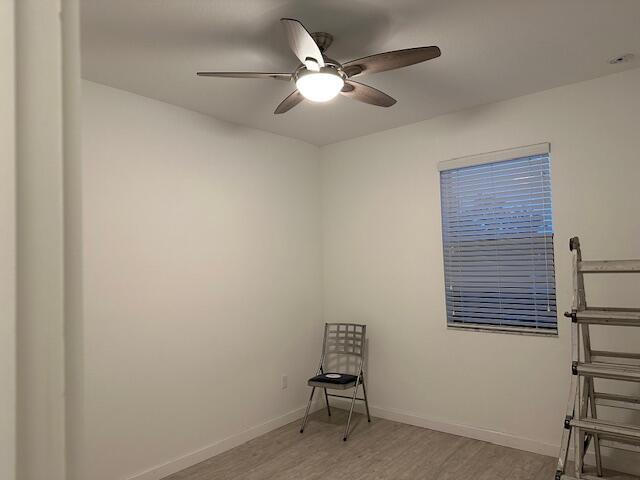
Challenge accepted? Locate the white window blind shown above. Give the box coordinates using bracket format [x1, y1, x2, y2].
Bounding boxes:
[439, 147, 557, 333]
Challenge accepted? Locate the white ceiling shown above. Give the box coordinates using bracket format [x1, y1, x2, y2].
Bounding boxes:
[81, 0, 640, 145]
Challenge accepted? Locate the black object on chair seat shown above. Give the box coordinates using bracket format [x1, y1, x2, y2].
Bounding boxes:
[308, 373, 358, 385]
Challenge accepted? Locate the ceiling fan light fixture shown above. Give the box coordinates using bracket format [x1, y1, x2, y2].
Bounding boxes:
[197, 18, 441, 114]
[296, 72, 344, 102]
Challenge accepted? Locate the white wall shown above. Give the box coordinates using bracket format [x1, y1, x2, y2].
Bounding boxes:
[321, 68, 640, 473]
[82, 68, 640, 479]
[59, 0, 87, 480]
[82, 81, 323, 480]
[16, 1, 68, 479]
[1, 2, 16, 479]
[62, 0, 84, 477]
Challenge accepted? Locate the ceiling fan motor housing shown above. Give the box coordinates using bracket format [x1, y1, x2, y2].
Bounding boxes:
[310, 32, 333, 53]
[294, 60, 345, 83]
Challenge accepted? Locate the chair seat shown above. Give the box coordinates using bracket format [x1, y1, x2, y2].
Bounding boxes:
[308, 373, 358, 389]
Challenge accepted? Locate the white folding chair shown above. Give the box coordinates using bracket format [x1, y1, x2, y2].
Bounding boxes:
[300, 323, 370, 441]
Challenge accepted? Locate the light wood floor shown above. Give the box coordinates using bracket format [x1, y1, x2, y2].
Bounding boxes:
[164, 409, 638, 480]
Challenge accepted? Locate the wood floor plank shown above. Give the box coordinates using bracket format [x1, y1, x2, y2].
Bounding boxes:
[432, 439, 492, 480]
[293, 417, 400, 480]
[505, 448, 553, 480]
[163, 409, 638, 480]
[243, 412, 398, 480]
[533, 461, 559, 480]
[395, 430, 470, 480]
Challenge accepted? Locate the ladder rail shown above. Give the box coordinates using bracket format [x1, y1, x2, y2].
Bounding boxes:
[581, 326, 602, 475]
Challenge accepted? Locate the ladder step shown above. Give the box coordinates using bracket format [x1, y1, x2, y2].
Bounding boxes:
[594, 392, 640, 411]
[561, 475, 608, 480]
[591, 350, 640, 366]
[573, 308, 640, 326]
[570, 418, 640, 441]
[599, 438, 640, 453]
[576, 362, 640, 382]
[561, 476, 607, 480]
[578, 259, 640, 273]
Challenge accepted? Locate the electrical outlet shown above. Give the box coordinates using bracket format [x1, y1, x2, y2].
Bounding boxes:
[281, 374, 288, 389]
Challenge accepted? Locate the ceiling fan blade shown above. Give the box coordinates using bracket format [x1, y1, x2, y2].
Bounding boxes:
[197, 72, 292, 81]
[274, 89, 304, 114]
[340, 80, 396, 107]
[280, 18, 325, 70]
[342, 46, 441, 78]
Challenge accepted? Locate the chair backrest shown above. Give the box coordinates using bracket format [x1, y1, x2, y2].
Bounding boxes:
[321, 323, 367, 371]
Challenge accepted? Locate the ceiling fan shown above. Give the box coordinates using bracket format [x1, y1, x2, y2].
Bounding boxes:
[197, 18, 441, 114]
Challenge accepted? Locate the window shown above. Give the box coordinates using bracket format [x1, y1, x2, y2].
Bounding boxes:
[439, 144, 556, 334]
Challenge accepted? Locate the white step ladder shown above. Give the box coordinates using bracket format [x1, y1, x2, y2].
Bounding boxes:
[555, 237, 640, 480]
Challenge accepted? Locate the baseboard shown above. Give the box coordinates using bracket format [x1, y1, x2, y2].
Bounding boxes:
[326, 399, 556, 456]
[328, 398, 640, 477]
[126, 398, 639, 480]
[370, 404, 640, 476]
[125, 402, 322, 480]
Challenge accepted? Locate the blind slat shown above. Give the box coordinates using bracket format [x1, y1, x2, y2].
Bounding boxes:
[440, 153, 556, 331]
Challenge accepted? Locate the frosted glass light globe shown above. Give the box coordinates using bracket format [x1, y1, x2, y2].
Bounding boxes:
[296, 72, 344, 102]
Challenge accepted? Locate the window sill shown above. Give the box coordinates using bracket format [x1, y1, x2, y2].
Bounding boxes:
[447, 323, 558, 337]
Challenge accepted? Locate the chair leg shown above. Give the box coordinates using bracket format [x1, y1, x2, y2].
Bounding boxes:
[323, 388, 331, 417]
[300, 387, 315, 433]
[343, 380, 360, 441]
[361, 377, 371, 422]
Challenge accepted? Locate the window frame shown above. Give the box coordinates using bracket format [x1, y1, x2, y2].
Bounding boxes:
[438, 143, 558, 337]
